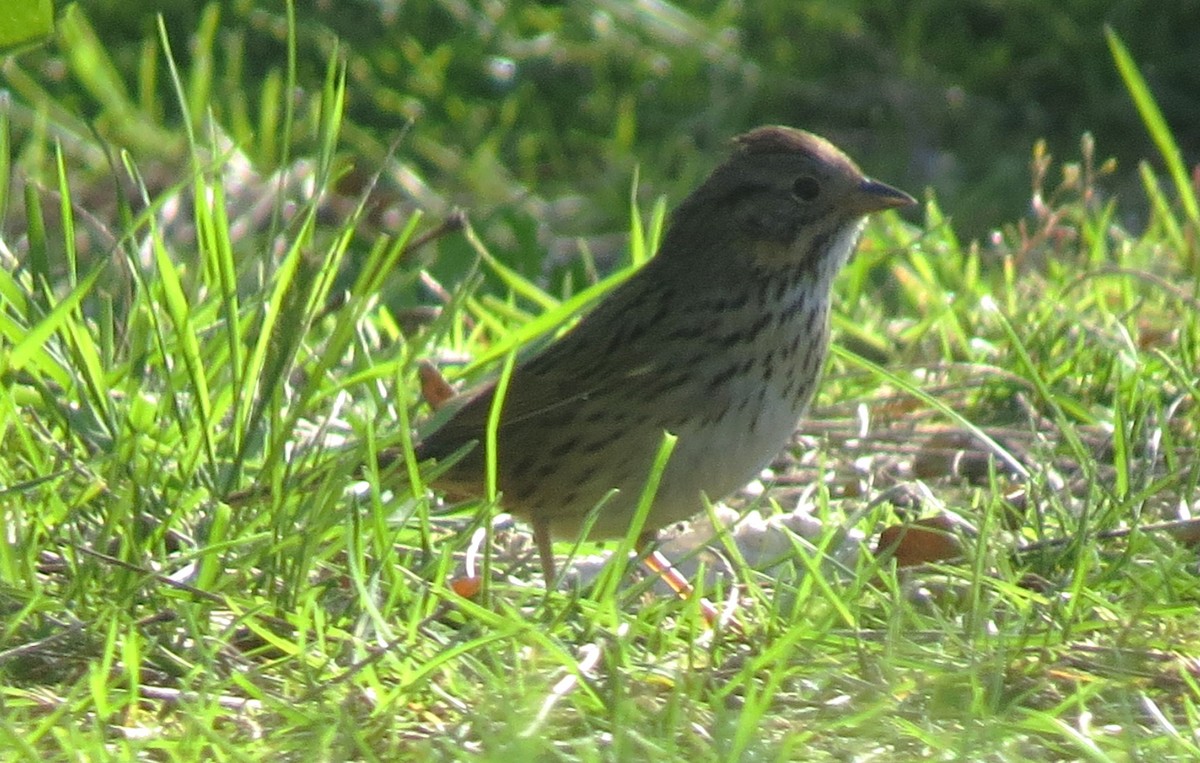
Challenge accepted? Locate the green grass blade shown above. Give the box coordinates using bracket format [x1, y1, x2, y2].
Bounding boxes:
[831, 341, 1031, 481]
[593, 431, 677, 605]
[22, 182, 48, 297]
[185, 4, 220, 130]
[53, 143, 78, 286]
[149, 224, 217, 468]
[0, 96, 9, 223]
[484, 350, 518, 503]
[458, 260, 641, 377]
[7, 265, 102, 373]
[628, 165, 647, 265]
[464, 222, 559, 312]
[1106, 26, 1200, 228]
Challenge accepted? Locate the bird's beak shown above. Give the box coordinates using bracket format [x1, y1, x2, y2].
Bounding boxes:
[852, 177, 917, 215]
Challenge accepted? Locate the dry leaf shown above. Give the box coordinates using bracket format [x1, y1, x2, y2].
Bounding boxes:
[875, 514, 969, 567]
[450, 575, 483, 599]
[419, 360, 456, 410]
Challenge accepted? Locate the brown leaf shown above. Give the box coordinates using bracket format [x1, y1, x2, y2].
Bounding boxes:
[875, 514, 969, 567]
[419, 360, 456, 410]
[449, 575, 483, 599]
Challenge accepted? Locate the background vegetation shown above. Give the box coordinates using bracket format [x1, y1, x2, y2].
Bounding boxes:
[1, 1, 1198, 760]
[12, 1, 1200, 263]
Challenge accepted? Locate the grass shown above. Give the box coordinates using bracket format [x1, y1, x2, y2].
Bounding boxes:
[2, 8, 1200, 763]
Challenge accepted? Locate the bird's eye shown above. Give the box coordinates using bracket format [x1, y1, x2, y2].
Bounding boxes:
[792, 175, 820, 201]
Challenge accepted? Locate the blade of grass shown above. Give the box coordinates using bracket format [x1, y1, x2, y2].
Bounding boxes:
[1138, 161, 1189, 257]
[185, 4, 220, 130]
[627, 165, 645, 265]
[22, 183, 48, 300]
[830, 341, 1030, 481]
[53, 144, 78, 286]
[1106, 27, 1200, 229]
[7, 264, 102, 374]
[0, 97, 9, 226]
[149, 223, 217, 469]
[194, 140, 245, 452]
[464, 222, 559, 313]
[458, 260, 640, 377]
[484, 350, 518, 503]
[592, 431, 677, 606]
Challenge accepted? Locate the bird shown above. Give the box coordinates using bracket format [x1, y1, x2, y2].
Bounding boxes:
[391, 125, 916, 586]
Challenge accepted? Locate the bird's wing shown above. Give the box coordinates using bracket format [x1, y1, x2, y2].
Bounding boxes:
[412, 267, 681, 463]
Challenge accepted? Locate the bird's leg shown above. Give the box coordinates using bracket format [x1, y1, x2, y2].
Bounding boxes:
[636, 533, 723, 626]
[636, 532, 692, 597]
[533, 526, 727, 627]
[533, 516, 557, 587]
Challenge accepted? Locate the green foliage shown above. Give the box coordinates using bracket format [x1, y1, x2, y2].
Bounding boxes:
[0, 0, 54, 53]
[1, 6, 1199, 762]
[8, 0, 1199, 259]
